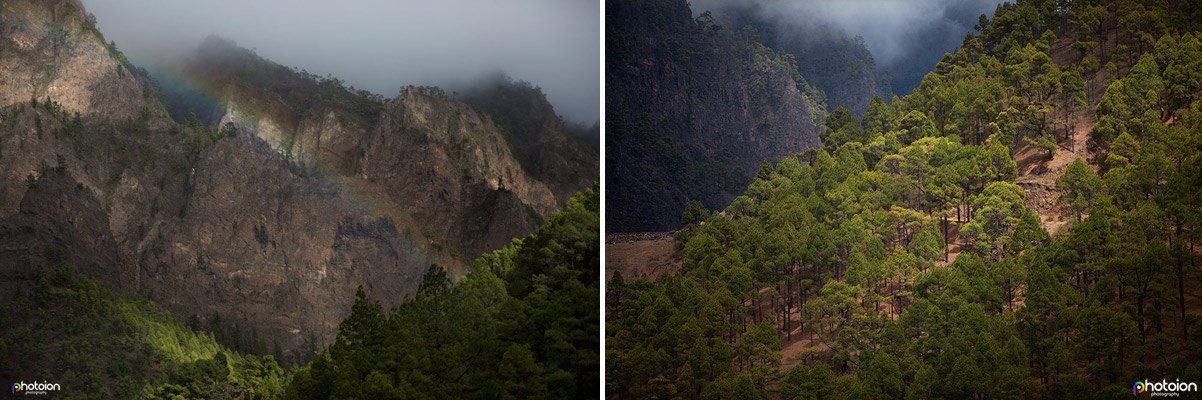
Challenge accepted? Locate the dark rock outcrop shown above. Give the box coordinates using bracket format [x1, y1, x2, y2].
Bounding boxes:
[606, 0, 826, 232]
[135, 129, 429, 357]
[0, 171, 126, 300]
[459, 74, 600, 203]
[717, 4, 892, 116]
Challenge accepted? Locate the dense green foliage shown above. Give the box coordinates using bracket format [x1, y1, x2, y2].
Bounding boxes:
[608, 0, 1202, 398]
[284, 185, 599, 399]
[0, 266, 285, 399]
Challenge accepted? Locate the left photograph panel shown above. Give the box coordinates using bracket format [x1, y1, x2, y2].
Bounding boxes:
[0, 0, 599, 398]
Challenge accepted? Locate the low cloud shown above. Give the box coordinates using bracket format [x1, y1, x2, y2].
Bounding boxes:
[80, 0, 600, 123]
[693, 0, 1005, 93]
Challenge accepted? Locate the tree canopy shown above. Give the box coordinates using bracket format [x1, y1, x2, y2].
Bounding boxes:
[607, 1, 1202, 398]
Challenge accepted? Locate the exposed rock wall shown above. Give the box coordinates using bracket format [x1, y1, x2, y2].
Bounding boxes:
[0, 171, 127, 299]
[606, 0, 825, 232]
[0, 0, 168, 123]
[195, 40, 565, 261]
[360, 90, 554, 258]
[459, 77, 600, 203]
[717, 5, 891, 116]
[0, 0, 595, 361]
[137, 129, 427, 357]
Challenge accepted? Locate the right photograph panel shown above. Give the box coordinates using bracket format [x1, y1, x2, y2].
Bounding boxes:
[605, 0, 1202, 398]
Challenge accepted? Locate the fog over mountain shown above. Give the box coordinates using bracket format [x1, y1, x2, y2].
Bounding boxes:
[693, 0, 1005, 94]
[80, 0, 600, 123]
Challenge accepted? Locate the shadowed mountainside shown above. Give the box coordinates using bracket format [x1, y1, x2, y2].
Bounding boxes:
[0, 0, 595, 364]
[606, 0, 827, 232]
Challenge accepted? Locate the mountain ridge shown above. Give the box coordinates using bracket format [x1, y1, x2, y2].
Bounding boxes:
[714, 2, 893, 115]
[0, 0, 595, 362]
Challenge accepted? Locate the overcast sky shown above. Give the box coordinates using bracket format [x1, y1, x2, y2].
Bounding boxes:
[81, 0, 601, 123]
[694, 0, 1005, 94]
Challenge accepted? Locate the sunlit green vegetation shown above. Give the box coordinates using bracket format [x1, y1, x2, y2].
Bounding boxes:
[0, 264, 285, 399]
[608, 0, 1202, 398]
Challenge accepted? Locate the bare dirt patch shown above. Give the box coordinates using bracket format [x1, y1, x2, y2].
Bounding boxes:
[1016, 180, 1071, 235]
[1013, 100, 1098, 236]
[606, 232, 682, 282]
[780, 308, 829, 370]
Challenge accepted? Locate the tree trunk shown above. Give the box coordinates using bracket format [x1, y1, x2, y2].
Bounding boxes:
[772, 292, 778, 328]
[752, 295, 758, 325]
[1137, 291, 1146, 342]
[1177, 237, 1187, 339]
[728, 310, 733, 343]
[786, 269, 793, 341]
[943, 215, 950, 262]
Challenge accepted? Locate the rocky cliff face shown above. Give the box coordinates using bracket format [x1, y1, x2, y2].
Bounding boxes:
[0, 0, 166, 123]
[137, 128, 428, 356]
[717, 5, 892, 116]
[186, 37, 567, 260]
[459, 75, 600, 203]
[192, 36, 380, 177]
[0, 169, 127, 299]
[606, 0, 826, 232]
[0, 0, 594, 362]
[0, 0, 170, 220]
[362, 89, 555, 257]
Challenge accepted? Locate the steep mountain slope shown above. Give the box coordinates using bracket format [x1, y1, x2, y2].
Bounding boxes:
[0, 0, 162, 124]
[0, 167, 126, 296]
[0, 259, 286, 399]
[608, 0, 1202, 398]
[607, 0, 827, 232]
[0, 0, 427, 359]
[717, 4, 893, 116]
[458, 73, 599, 200]
[178, 37, 577, 259]
[0, 0, 170, 218]
[0, 0, 594, 364]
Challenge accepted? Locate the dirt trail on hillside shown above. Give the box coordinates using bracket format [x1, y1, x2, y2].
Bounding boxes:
[1013, 32, 1113, 236]
[1014, 94, 1099, 236]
